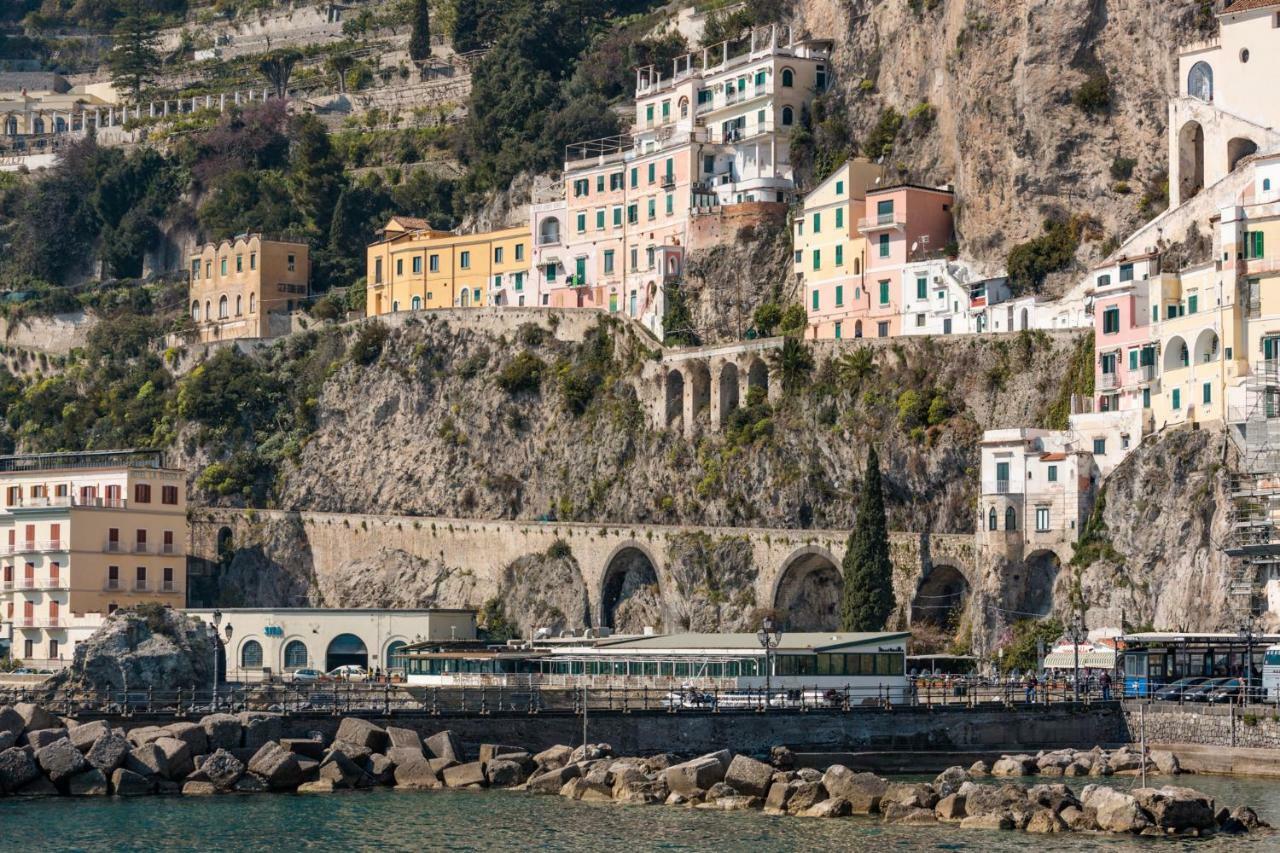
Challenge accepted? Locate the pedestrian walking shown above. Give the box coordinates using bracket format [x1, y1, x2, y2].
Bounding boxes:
[1024, 671, 1038, 704]
[1100, 671, 1112, 701]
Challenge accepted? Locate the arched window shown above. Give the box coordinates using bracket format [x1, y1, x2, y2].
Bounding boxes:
[988, 507, 997, 531]
[218, 295, 228, 318]
[191, 301, 200, 321]
[678, 97, 689, 118]
[3, 116, 16, 136]
[386, 640, 408, 672]
[781, 68, 795, 88]
[249, 293, 256, 313]
[411, 295, 421, 310]
[392, 300, 399, 312]
[1005, 507, 1017, 531]
[235, 295, 242, 316]
[1187, 61, 1213, 102]
[205, 300, 211, 320]
[782, 106, 794, 126]
[539, 217, 561, 245]
[283, 640, 308, 670]
[32, 117, 44, 134]
[241, 640, 263, 669]
[854, 320, 863, 338]
[55, 116, 66, 133]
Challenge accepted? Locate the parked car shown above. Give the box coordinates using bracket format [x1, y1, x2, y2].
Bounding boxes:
[325, 665, 368, 682]
[1204, 678, 1244, 704]
[288, 668, 324, 683]
[1183, 677, 1231, 702]
[1153, 677, 1208, 702]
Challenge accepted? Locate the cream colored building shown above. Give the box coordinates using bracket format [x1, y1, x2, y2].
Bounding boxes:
[184, 607, 477, 680]
[188, 234, 310, 342]
[0, 450, 187, 669]
[365, 217, 531, 315]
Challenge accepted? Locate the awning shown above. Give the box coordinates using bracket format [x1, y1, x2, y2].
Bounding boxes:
[1043, 648, 1116, 669]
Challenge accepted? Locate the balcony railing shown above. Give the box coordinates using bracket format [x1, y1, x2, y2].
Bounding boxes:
[5, 575, 68, 591]
[161, 544, 177, 555]
[1098, 372, 1119, 391]
[161, 581, 176, 593]
[857, 214, 907, 232]
[1137, 363, 1157, 382]
[0, 539, 65, 555]
[105, 541, 123, 553]
[11, 496, 131, 510]
[105, 579, 122, 591]
[134, 580, 148, 591]
[995, 479, 1011, 494]
[133, 542, 150, 554]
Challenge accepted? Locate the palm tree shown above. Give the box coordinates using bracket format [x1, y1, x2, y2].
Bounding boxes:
[835, 347, 875, 389]
[770, 337, 815, 394]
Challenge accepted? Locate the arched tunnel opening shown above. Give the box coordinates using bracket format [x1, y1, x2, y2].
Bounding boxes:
[601, 547, 664, 632]
[773, 552, 843, 631]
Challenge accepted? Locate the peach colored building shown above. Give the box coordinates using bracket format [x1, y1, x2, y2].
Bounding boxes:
[1091, 252, 1161, 417]
[544, 24, 830, 336]
[188, 234, 310, 342]
[0, 450, 187, 669]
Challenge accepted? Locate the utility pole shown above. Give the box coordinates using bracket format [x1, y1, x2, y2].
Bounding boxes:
[1072, 611, 1083, 703]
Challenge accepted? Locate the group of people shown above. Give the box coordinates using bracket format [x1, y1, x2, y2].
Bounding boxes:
[1020, 670, 1112, 702]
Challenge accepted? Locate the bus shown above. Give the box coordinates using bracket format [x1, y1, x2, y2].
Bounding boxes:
[1262, 645, 1280, 702]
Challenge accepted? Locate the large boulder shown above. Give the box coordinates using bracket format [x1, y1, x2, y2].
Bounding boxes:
[385, 727, 423, 756]
[124, 743, 169, 779]
[0, 746, 42, 792]
[319, 749, 370, 789]
[238, 713, 284, 751]
[68, 767, 110, 796]
[1106, 749, 1146, 773]
[883, 782, 939, 810]
[69, 721, 109, 753]
[424, 730, 464, 763]
[1150, 751, 1181, 776]
[935, 793, 967, 821]
[1025, 808, 1068, 833]
[1027, 782, 1080, 813]
[0, 731, 15, 752]
[664, 755, 728, 795]
[393, 755, 440, 790]
[37, 737, 88, 784]
[154, 737, 194, 780]
[821, 766, 887, 814]
[990, 755, 1036, 776]
[959, 782, 1029, 818]
[442, 761, 486, 788]
[125, 726, 166, 748]
[533, 744, 573, 771]
[200, 714, 242, 751]
[527, 764, 582, 794]
[882, 803, 938, 825]
[933, 766, 971, 798]
[247, 742, 303, 789]
[478, 743, 525, 765]
[281, 738, 326, 760]
[486, 758, 527, 787]
[27, 728, 69, 749]
[799, 797, 852, 818]
[724, 754, 774, 798]
[960, 813, 1014, 830]
[201, 749, 245, 789]
[161, 722, 207, 756]
[14, 703, 58, 734]
[1133, 786, 1216, 832]
[335, 718, 387, 752]
[367, 754, 396, 786]
[1081, 784, 1151, 833]
[86, 731, 130, 774]
[111, 767, 154, 796]
[0, 706, 24, 736]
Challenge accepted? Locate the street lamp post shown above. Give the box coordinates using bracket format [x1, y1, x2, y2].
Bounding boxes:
[1239, 620, 1256, 703]
[757, 616, 781, 709]
[1070, 613, 1085, 703]
[210, 610, 234, 711]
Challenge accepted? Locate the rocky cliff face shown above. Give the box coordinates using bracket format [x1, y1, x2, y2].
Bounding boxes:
[1066, 425, 1245, 632]
[793, 0, 1211, 288]
[682, 220, 795, 343]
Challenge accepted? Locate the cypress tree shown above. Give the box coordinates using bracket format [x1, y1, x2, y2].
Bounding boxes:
[408, 0, 432, 62]
[841, 446, 895, 631]
[109, 0, 161, 101]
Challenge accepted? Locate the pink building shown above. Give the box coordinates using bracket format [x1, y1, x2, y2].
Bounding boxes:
[1091, 253, 1160, 415]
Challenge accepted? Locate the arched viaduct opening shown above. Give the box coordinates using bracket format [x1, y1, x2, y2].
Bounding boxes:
[773, 549, 842, 631]
[600, 546, 664, 632]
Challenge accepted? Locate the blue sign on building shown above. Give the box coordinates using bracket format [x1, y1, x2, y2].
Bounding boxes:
[264, 625, 284, 637]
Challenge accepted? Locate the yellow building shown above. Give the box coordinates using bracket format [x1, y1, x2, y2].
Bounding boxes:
[365, 217, 531, 315]
[188, 234, 310, 342]
[1148, 262, 1236, 429]
[0, 450, 188, 669]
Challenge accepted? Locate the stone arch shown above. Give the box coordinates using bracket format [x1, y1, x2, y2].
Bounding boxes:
[772, 546, 842, 631]
[1228, 137, 1258, 173]
[910, 564, 969, 627]
[718, 362, 740, 423]
[1021, 549, 1062, 616]
[384, 638, 409, 672]
[746, 357, 769, 402]
[782, 105, 794, 126]
[326, 633, 369, 671]
[688, 361, 711, 423]
[539, 216, 560, 245]
[600, 543, 663, 631]
[1187, 60, 1213, 101]
[240, 638, 263, 669]
[1178, 121, 1205, 201]
[216, 526, 234, 563]
[1163, 335, 1189, 371]
[1193, 328, 1219, 364]
[664, 369, 684, 426]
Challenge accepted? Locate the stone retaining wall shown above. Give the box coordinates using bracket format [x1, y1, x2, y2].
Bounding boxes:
[1122, 702, 1280, 750]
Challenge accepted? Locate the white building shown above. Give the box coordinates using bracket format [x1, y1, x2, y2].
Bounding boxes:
[185, 608, 477, 681]
[898, 258, 1013, 336]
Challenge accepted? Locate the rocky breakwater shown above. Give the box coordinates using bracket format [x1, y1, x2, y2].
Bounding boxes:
[981, 745, 1183, 778]
[0, 705, 1267, 839]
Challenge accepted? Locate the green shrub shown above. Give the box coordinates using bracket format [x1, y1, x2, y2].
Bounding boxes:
[863, 108, 903, 159]
[752, 302, 783, 337]
[1110, 156, 1136, 181]
[1006, 217, 1082, 294]
[778, 304, 808, 337]
[495, 351, 545, 394]
[896, 389, 927, 430]
[546, 539, 572, 560]
[349, 321, 389, 365]
[517, 323, 547, 346]
[926, 393, 951, 426]
[1073, 71, 1111, 114]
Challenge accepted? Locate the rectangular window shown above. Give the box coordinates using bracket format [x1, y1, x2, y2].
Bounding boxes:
[596, 174, 604, 193]
[835, 208, 844, 228]
[220, 258, 227, 276]
[1129, 349, 1138, 371]
[287, 254, 296, 273]
[236, 255, 243, 273]
[647, 198, 656, 220]
[664, 158, 673, 183]
[876, 199, 894, 220]
[813, 213, 821, 234]
[1172, 388, 1181, 410]
[812, 289, 819, 311]
[134, 484, 151, 504]
[1203, 382, 1212, 404]
[1036, 507, 1050, 531]
[666, 194, 673, 215]
[191, 259, 200, 278]
[613, 207, 622, 227]
[610, 172, 623, 191]
[915, 313, 925, 327]
[877, 321, 890, 338]
[836, 180, 844, 195]
[495, 246, 504, 264]
[1102, 306, 1120, 334]
[1119, 263, 1134, 282]
[603, 250, 615, 274]
[596, 210, 605, 230]
[812, 249, 821, 270]
[1153, 305, 1158, 322]
[835, 245, 843, 266]
[645, 104, 654, 124]
[1143, 387, 1151, 408]
[916, 277, 927, 300]
[135, 565, 147, 590]
[514, 272, 524, 291]
[835, 285, 843, 306]
[630, 167, 637, 188]
[250, 253, 256, 271]
[161, 485, 178, 505]
[879, 280, 890, 304]
[834, 321, 842, 339]
[878, 233, 889, 258]
[460, 251, 471, 269]
[1093, 438, 1106, 455]
[1047, 465, 1058, 482]
[1188, 294, 1198, 314]
[1248, 231, 1265, 259]
[546, 264, 557, 283]
[627, 204, 638, 224]
[576, 213, 586, 233]
[429, 254, 439, 273]
[648, 163, 656, 184]
[412, 256, 422, 274]
[396, 258, 403, 276]
[515, 243, 524, 261]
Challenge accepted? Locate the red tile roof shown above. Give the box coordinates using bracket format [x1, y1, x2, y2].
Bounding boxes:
[1222, 0, 1280, 13]
[1040, 452, 1068, 462]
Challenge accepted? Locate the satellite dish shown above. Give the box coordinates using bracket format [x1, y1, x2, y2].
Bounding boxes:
[874, 176, 881, 184]
[910, 241, 918, 253]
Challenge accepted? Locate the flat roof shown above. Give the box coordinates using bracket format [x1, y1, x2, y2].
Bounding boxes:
[1123, 632, 1280, 643]
[184, 608, 476, 615]
[588, 631, 910, 653]
[0, 449, 168, 474]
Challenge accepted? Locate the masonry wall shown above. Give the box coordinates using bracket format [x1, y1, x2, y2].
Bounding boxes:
[688, 202, 789, 250]
[1122, 701, 1280, 750]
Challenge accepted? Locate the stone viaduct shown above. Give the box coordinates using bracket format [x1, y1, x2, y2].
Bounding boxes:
[190, 509, 978, 633]
[642, 338, 784, 437]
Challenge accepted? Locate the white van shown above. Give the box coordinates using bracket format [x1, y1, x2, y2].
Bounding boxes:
[1261, 645, 1280, 702]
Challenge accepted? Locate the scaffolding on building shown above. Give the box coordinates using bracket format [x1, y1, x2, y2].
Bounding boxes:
[1225, 361, 1280, 609]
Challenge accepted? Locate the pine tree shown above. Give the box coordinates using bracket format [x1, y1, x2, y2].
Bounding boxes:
[109, 0, 161, 102]
[408, 0, 432, 62]
[841, 447, 896, 631]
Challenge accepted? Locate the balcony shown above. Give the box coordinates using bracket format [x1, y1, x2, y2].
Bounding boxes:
[1098, 372, 1119, 391]
[133, 542, 150, 554]
[104, 541, 123, 553]
[105, 579, 122, 591]
[15, 617, 63, 628]
[857, 213, 907, 233]
[134, 580, 148, 592]
[995, 479, 1011, 494]
[1136, 363, 1157, 383]
[661, 175, 676, 190]
[161, 581, 177, 593]
[161, 543, 178, 555]
[0, 539, 66, 556]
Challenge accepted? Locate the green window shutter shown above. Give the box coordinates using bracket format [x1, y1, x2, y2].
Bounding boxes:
[630, 168, 637, 187]
[613, 207, 621, 226]
[812, 249, 821, 270]
[596, 210, 604, 229]
[1172, 388, 1181, 410]
[648, 163, 655, 183]
[836, 180, 844, 195]
[879, 281, 889, 303]
[812, 289, 819, 310]
[1188, 294, 1197, 314]
[1129, 349, 1138, 370]
[916, 278, 926, 299]
[646, 104, 653, 121]
[1203, 382, 1212, 404]
[1142, 387, 1150, 408]
[879, 234, 889, 257]
[666, 194, 673, 215]
[835, 208, 844, 228]
[835, 245, 843, 266]
[813, 213, 821, 233]
[662, 100, 670, 117]
[1153, 306, 1158, 322]
[576, 213, 586, 232]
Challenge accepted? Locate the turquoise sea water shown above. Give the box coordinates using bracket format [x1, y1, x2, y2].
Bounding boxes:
[1, 775, 1278, 852]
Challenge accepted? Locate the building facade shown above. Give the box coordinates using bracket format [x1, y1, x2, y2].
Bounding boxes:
[365, 217, 531, 315]
[545, 24, 830, 336]
[0, 450, 187, 669]
[188, 234, 310, 342]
